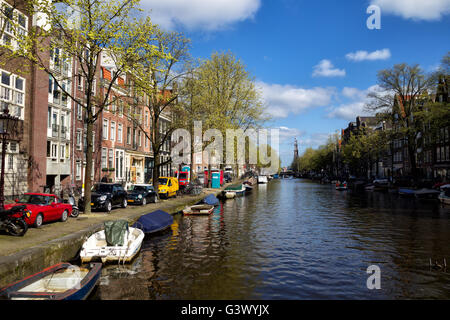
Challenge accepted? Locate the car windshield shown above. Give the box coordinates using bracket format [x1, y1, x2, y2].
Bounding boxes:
[17, 194, 48, 205]
[92, 184, 113, 193]
[130, 185, 148, 192]
[179, 173, 187, 179]
[158, 178, 168, 185]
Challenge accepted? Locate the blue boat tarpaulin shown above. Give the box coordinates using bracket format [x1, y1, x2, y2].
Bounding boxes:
[132, 210, 173, 234]
[203, 194, 219, 206]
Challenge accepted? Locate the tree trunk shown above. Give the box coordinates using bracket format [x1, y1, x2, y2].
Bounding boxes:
[83, 116, 94, 214]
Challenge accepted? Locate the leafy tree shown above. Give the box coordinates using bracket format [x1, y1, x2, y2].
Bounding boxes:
[17, 0, 159, 213]
[366, 63, 435, 180]
[127, 29, 191, 189]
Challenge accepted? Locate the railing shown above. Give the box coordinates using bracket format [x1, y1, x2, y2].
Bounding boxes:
[52, 124, 59, 137]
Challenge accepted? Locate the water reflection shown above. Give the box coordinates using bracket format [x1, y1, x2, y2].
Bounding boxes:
[93, 179, 450, 300]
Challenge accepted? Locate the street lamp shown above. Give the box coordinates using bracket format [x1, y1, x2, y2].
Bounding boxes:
[0, 106, 19, 209]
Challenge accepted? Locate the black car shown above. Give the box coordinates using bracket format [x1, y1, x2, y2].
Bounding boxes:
[79, 183, 128, 213]
[127, 184, 157, 205]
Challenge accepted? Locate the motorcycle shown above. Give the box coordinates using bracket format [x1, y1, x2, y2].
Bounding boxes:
[67, 194, 80, 218]
[0, 205, 31, 237]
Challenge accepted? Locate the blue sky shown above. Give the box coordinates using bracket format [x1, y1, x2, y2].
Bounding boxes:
[140, 0, 450, 166]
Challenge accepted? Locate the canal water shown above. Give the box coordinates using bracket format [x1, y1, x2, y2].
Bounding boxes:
[91, 179, 450, 299]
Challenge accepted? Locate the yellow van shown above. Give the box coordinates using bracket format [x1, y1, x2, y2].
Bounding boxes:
[158, 177, 179, 199]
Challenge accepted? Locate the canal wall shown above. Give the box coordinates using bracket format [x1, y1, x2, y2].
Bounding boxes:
[0, 190, 223, 288]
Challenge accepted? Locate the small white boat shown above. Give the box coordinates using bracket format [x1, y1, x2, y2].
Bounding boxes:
[225, 192, 236, 199]
[182, 204, 214, 216]
[81, 220, 144, 264]
[258, 176, 268, 184]
[439, 185, 450, 205]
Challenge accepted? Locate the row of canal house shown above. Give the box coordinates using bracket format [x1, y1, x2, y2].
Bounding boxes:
[1, 0, 173, 198]
[340, 77, 450, 182]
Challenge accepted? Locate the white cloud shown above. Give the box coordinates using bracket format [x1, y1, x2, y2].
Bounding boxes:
[346, 49, 391, 62]
[299, 133, 332, 148]
[327, 86, 380, 120]
[312, 60, 346, 77]
[140, 0, 261, 31]
[257, 81, 336, 118]
[371, 0, 450, 20]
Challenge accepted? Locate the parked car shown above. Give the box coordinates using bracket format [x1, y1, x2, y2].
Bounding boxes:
[158, 177, 179, 199]
[78, 183, 128, 213]
[4, 193, 72, 228]
[127, 184, 157, 205]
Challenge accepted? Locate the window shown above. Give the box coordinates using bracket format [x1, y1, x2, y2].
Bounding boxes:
[110, 122, 115, 141]
[103, 119, 108, 140]
[60, 144, 65, 160]
[108, 149, 114, 168]
[101, 148, 107, 169]
[8, 154, 13, 170]
[0, 3, 28, 48]
[77, 103, 82, 120]
[145, 110, 149, 127]
[0, 69, 25, 119]
[51, 143, 58, 159]
[48, 107, 52, 128]
[76, 129, 82, 150]
[127, 127, 131, 144]
[115, 150, 124, 179]
[138, 130, 142, 147]
[76, 161, 82, 180]
[118, 123, 122, 143]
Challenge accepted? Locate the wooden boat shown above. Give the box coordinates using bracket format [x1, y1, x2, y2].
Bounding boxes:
[257, 176, 268, 184]
[80, 220, 144, 264]
[182, 204, 214, 216]
[0, 262, 101, 300]
[414, 188, 440, 200]
[244, 185, 253, 194]
[398, 188, 416, 197]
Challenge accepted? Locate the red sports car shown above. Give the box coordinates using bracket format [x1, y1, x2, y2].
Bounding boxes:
[4, 193, 72, 228]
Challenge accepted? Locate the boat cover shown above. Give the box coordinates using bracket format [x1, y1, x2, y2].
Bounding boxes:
[225, 184, 243, 191]
[104, 220, 129, 246]
[203, 194, 219, 206]
[132, 210, 173, 234]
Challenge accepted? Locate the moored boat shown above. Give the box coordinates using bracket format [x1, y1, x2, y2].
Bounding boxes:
[201, 194, 220, 206]
[132, 210, 174, 234]
[398, 188, 416, 197]
[373, 179, 389, 192]
[0, 262, 101, 300]
[222, 184, 246, 198]
[80, 220, 144, 264]
[257, 176, 268, 184]
[414, 188, 440, 200]
[335, 181, 348, 191]
[439, 185, 450, 205]
[182, 204, 215, 216]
